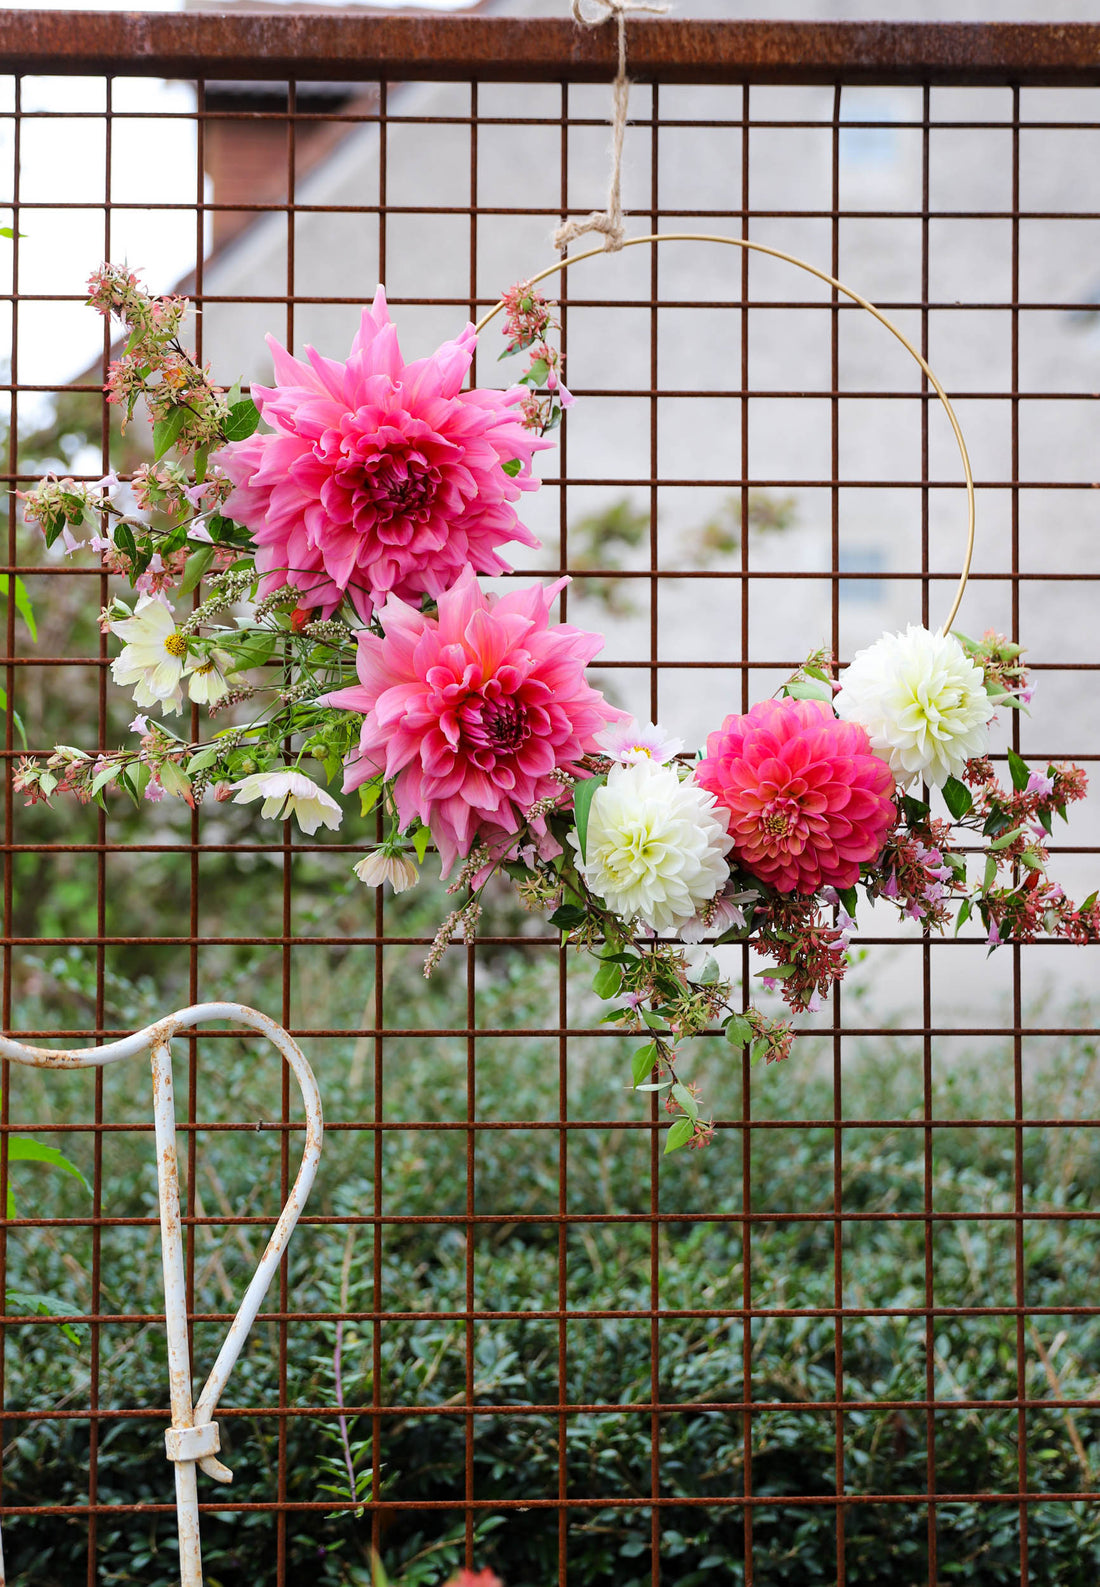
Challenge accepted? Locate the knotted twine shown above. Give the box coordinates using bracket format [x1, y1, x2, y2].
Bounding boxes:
[552, 0, 670, 253]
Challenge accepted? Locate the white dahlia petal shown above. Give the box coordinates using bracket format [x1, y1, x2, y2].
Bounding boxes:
[571, 759, 732, 933]
[834, 623, 992, 788]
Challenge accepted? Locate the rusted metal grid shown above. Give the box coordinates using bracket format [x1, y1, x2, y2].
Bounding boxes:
[0, 13, 1099, 1586]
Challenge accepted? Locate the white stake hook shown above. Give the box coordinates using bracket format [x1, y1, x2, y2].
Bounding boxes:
[0, 1002, 324, 1587]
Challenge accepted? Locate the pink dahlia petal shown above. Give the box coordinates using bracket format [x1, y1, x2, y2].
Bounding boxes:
[318, 567, 625, 876]
[210, 286, 552, 620]
[698, 697, 896, 895]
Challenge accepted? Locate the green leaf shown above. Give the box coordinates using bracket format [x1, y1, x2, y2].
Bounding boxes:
[990, 826, 1024, 851]
[983, 854, 999, 892]
[411, 825, 432, 864]
[186, 747, 219, 775]
[1007, 746, 1030, 792]
[0, 685, 26, 751]
[754, 962, 795, 980]
[4, 1294, 82, 1345]
[783, 678, 833, 703]
[671, 1082, 699, 1121]
[157, 761, 193, 804]
[223, 397, 262, 443]
[664, 1116, 694, 1155]
[0, 574, 37, 642]
[358, 777, 383, 818]
[901, 794, 930, 824]
[987, 688, 1024, 709]
[631, 1043, 658, 1087]
[548, 903, 586, 930]
[118, 761, 149, 806]
[525, 358, 549, 387]
[152, 405, 187, 461]
[725, 1013, 753, 1048]
[225, 632, 277, 673]
[942, 775, 973, 820]
[749, 1038, 770, 1067]
[113, 522, 138, 567]
[592, 959, 622, 1000]
[571, 774, 606, 865]
[89, 762, 121, 798]
[838, 886, 858, 918]
[193, 446, 208, 485]
[0, 227, 25, 240]
[8, 1138, 92, 1215]
[954, 898, 971, 936]
[697, 955, 720, 986]
[178, 543, 216, 597]
[640, 1007, 668, 1030]
[501, 458, 522, 478]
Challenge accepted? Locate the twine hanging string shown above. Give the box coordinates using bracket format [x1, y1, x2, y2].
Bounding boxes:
[552, 0, 669, 253]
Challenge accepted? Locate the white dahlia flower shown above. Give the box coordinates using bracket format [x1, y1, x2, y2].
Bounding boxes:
[834, 623, 991, 788]
[109, 594, 192, 714]
[573, 759, 732, 933]
[231, 769, 342, 835]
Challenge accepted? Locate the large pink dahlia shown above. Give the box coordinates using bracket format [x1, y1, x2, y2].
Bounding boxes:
[210, 287, 548, 621]
[696, 697, 896, 894]
[322, 567, 623, 875]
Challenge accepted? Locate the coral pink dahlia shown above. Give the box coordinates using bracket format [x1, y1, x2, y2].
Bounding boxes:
[211, 286, 548, 621]
[321, 567, 623, 875]
[696, 697, 896, 894]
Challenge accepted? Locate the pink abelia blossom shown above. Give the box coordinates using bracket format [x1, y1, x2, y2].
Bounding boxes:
[211, 286, 548, 621]
[322, 567, 622, 875]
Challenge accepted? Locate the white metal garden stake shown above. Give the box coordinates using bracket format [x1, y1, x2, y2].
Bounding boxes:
[0, 1002, 324, 1587]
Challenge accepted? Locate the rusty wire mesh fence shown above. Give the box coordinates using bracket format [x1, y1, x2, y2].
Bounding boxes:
[1, 14, 1100, 1586]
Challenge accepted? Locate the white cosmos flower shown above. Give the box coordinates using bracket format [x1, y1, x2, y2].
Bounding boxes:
[187, 648, 234, 707]
[572, 759, 732, 933]
[596, 716, 684, 766]
[109, 594, 192, 714]
[230, 769, 342, 835]
[353, 850, 420, 893]
[834, 623, 992, 788]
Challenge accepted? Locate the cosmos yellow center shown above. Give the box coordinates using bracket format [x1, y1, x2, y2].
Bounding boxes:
[163, 632, 189, 659]
[195, 660, 215, 676]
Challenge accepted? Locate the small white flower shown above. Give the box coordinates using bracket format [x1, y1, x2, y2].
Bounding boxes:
[596, 716, 684, 766]
[187, 649, 234, 707]
[109, 594, 192, 714]
[231, 769, 342, 835]
[834, 623, 992, 788]
[353, 850, 420, 893]
[572, 759, 732, 933]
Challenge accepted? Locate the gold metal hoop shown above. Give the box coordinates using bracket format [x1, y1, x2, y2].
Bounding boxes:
[476, 232, 975, 637]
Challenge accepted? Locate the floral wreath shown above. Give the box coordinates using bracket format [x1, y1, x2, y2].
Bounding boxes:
[19, 236, 1099, 1153]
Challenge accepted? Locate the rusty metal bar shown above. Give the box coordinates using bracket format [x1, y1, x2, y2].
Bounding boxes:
[2, 13, 1100, 85]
